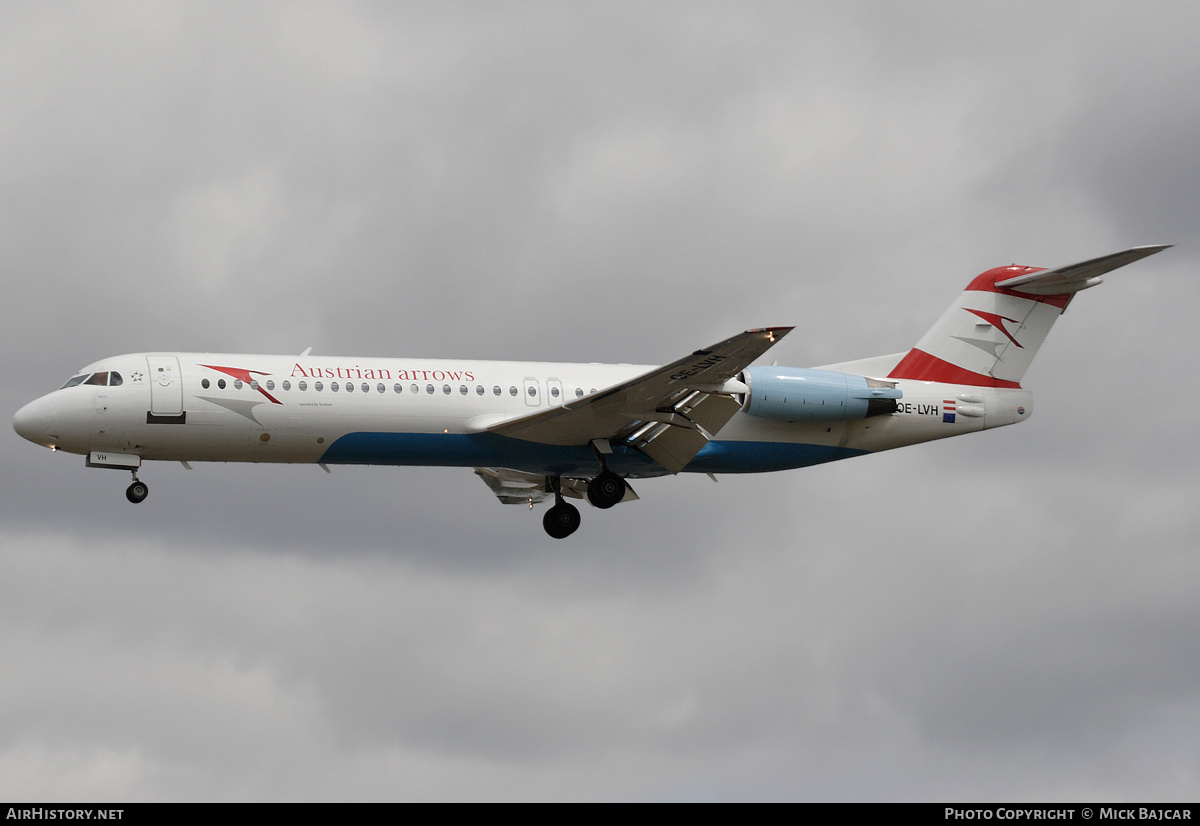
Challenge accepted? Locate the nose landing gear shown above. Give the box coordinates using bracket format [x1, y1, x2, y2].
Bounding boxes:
[125, 471, 149, 504]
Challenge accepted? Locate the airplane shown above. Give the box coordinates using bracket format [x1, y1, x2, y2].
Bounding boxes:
[13, 245, 1168, 539]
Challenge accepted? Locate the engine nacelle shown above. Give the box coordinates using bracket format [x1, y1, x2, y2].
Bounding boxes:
[741, 367, 902, 422]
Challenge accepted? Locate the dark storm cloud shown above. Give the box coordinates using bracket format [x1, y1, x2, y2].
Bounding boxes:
[2, 0, 1198, 801]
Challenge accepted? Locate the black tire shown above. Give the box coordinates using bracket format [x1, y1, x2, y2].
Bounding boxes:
[126, 481, 149, 504]
[586, 471, 626, 509]
[543, 502, 581, 539]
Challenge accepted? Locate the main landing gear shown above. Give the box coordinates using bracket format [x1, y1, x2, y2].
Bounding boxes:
[543, 500, 581, 539]
[586, 470, 626, 509]
[542, 476, 581, 539]
[542, 471, 629, 539]
[125, 471, 149, 504]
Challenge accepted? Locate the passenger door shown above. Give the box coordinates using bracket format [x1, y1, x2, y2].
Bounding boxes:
[146, 356, 183, 419]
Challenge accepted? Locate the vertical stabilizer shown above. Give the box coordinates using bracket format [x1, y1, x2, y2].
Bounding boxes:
[887, 245, 1169, 388]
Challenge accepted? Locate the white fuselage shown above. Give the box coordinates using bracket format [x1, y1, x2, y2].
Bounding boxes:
[14, 352, 1033, 479]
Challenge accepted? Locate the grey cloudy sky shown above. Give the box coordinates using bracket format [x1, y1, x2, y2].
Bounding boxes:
[2, 0, 1198, 801]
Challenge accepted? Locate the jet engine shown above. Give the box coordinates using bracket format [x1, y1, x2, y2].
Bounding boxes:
[740, 366, 901, 422]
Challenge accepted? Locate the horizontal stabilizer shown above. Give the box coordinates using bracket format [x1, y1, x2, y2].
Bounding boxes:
[995, 244, 1170, 295]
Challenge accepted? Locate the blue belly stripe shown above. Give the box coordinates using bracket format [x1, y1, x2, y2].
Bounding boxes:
[320, 431, 869, 476]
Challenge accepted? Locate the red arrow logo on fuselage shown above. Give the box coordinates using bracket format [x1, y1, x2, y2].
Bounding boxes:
[200, 364, 283, 404]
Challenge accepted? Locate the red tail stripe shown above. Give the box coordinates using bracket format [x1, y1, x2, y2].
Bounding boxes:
[965, 266, 1073, 311]
[887, 349, 1022, 388]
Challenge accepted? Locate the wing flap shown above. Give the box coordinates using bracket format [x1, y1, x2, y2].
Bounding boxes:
[474, 467, 552, 505]
[629, 423, 710, 474]
[678, 389, 743, 435]
[629, 391, 745, 473]
[474, 467, 639, 506]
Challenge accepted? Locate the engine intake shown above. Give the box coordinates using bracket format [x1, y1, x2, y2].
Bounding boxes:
[741, 367, 901, 422]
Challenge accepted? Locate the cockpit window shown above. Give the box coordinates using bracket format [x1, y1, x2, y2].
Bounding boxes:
[60, 374, 91, 389]
[61, 371, 125, 389]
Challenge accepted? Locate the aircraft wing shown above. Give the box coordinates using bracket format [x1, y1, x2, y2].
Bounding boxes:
[488, 327, 791, 473]
[995, 244, 1170, 295]
[474, 467, 639, 506]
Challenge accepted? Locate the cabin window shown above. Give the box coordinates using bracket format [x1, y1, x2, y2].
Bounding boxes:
[344, 381, 352, 393]
[493, 386, 501, 396]
[298, 381, 307, 391]
[509, 386, 518, 397]
[331, 382, 340, 392]
[550, 386, 560, 398]
[362, 383, 369, 393]
[377, 383, 385, 394]
[426, 384, 434, 395]
[527, 386, 537, 397]
[394, 383, 403, 394]
[218, 379, 226, 389]
[411, 383, 419, 394]
[283, 380, 291, 391]
[234, 379, 243, 389]
[315, 381, 324, 392]
[476, 385, 484, 396]
[442, 384, 451, 395]
[265, 380, 275, 391]
[459, 385, 468, 395]
[575, 387, 583, 398]
[250, 380, 259, 390]
[590, 388, 597, 394]
[202, 379, 210, 389]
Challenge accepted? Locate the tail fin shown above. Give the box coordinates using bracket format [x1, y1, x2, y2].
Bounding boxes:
[887, 245, 1169, 388]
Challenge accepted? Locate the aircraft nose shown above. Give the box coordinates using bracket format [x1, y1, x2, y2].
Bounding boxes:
[13, 397, 59, 448]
